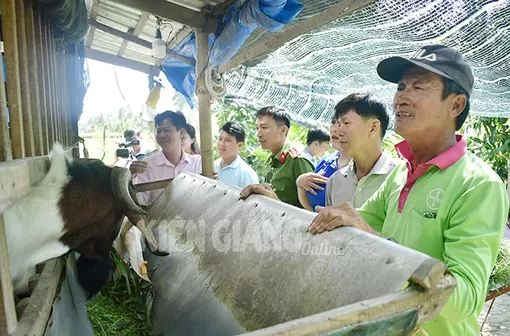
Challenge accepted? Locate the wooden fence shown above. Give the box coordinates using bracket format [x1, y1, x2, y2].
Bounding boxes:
[0, 0, 81, 334]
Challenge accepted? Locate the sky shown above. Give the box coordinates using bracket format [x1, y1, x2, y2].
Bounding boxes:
[81, 59, 194, 124]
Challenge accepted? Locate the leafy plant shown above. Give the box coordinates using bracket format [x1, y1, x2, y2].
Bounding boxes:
[464, 116, 510, 291]
[489, 239, 510, 291]
[466, 116, 510, 185]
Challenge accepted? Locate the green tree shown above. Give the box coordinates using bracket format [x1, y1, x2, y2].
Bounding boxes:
[172, 92, 188, 112]
[78, 103, 155, 162]
[465, 116, 509, 185]
[382, 130, 404, 158]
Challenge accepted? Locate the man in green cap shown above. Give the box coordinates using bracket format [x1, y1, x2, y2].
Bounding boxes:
[244, 106, 314, 208]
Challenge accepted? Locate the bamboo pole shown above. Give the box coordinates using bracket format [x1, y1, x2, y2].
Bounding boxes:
[54, 49, 61, 144]
[25, 0, 44, 156]
[0, 214, 17, 334]
[50, 33, 61, 144]
[42, 20, 51, 145]
[48, 29, 57, 144]
[34, 4, 50, 154]
[62, 55, 70, 147]
[1, 0, 25, 158]
[66, 44, 78, 158]
[195, 28, 214, 178]
[58, 50, 66, 146]
[60, 52, 65, 146]
[16, 0, 35, 157]
[56, 49, 61, 145]
[0, 53, 13, 161]
[43, 22, 56, 145]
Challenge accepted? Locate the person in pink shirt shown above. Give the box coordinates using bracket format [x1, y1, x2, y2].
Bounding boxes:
[130, 111, 202, 205]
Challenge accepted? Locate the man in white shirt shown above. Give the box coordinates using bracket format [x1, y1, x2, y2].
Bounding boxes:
[214, 122, 258, 189]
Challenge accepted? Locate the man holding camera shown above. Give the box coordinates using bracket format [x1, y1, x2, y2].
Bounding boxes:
[114, 128, 153, 164]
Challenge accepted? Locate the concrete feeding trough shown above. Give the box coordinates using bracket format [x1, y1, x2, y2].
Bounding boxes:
[140, 173, 456, 336]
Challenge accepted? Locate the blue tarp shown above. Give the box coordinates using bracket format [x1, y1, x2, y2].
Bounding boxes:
[161, 0, 303, 109]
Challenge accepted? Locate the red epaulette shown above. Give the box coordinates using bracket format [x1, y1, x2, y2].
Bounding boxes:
[279, 151, 288, 164]
[288, 147, 300, 159]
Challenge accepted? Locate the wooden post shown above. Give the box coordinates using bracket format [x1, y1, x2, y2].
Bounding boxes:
[25, 0, 44, 156]
[195, 28, 214, 178]
[58, 50, 66, 146]
[54, 49, 61, 145]
[59, 52, 66, 147]
[48, 28, 57, 144]
[50, 33, 61, 144]
[62, 57, 70, 147]
[66, 44, 79, 158]
[1, 0, 25, 159]
[16, 0, 35, 157]
[0, 215, 18, 335]
[11, 258, 63, 336]
[44, 22, 56, 145]
[34, 4, 50, 154]
[0, 53, 13, 161]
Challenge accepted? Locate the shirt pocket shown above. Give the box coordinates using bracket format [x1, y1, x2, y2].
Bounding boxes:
[409, 208, 444, 259]
[272, 178, 286, 193]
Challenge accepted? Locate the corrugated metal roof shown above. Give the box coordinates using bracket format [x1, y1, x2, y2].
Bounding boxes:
[166, 0, 227, 12]
[85, 0, 229, 69]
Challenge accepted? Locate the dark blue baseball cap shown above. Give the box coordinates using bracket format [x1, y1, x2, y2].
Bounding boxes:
[377, 45, 474, 97]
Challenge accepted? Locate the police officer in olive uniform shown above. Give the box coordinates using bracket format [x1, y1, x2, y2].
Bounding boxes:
[264, 145, 314, 208]
[240, 106, 314, 208]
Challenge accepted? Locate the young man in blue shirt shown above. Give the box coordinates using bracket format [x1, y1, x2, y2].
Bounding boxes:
[214, 122, 259, 188]
[296, 118, 351, 211]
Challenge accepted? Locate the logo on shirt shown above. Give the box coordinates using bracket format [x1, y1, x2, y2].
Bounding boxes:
[426, 188, 444, 210]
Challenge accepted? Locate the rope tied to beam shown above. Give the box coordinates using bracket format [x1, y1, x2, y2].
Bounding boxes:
[205, 67, 227, 100]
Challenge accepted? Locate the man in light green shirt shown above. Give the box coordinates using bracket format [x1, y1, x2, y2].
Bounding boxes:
[325, 93, 400, 208]
[309, 45, 509, 335]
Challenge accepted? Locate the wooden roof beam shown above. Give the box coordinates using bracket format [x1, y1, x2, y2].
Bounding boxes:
[85, 48, 159, 75]
[85, 0, 99, 48]
[109, 0, 208, 28]
[118, 11, 149, 57]
[218, 0, 376, 73]
[89, 19, 195, 65]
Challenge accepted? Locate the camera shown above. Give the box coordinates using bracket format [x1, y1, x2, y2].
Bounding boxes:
[116, 140, 140, 159]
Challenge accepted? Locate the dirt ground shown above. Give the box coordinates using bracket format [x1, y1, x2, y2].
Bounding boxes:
[479, 293, 510, 335]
